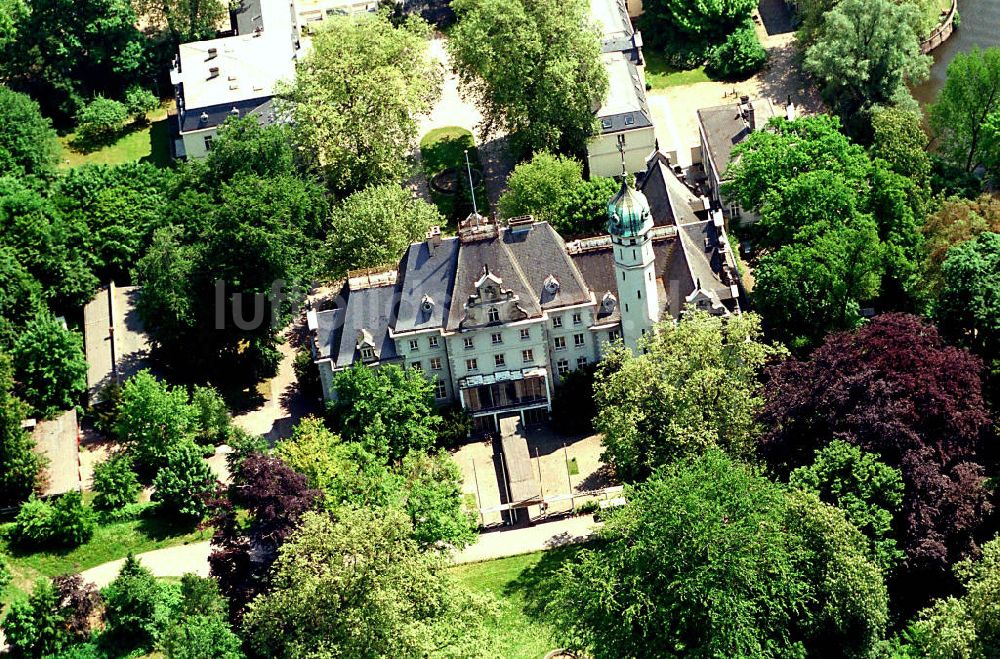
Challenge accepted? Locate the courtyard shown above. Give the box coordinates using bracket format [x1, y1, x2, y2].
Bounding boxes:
[452, 424, 616, 527]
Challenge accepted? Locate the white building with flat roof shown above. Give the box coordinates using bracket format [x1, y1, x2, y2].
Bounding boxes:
[170, 0, 299, 159]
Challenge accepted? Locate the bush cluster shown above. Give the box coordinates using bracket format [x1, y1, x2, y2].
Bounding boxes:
[706, 22, 768, 80]
[12, 492, 95, 548]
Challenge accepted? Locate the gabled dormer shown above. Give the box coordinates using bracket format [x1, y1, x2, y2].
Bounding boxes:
[356, 329, 379, 362]
[461, 266, 529, 328]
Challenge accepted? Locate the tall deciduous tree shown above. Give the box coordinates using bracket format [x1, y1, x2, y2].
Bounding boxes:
[594, 311, 784, 480]
[448, 0, 607, 156]
[790, 440, 905, 574]
[759, 313, 994, 608]
[929, 47, 1000, 173]
[115, 370, 195, 473]
[0, 0, 151, 118]
[936, 231, 1000, 405]
[0, 86, 58, 178]
[208, 453, 322, 620]
[134, 0, 227, 44]
[243, 508, 495, 658]
[278, 12, 440, 193]
[804, 0, 929, 132]
[12, 314, 87, 418]
[152, 441, 217, 521]
[907, 535, 1000, 657]
[199, 116, 298, 185]
[0, 351, 41, 507]
[0, 246, 44, 348]
[639, 0, 756, 46]
[921, 195, 1000, 293]
[325, 184, 443, 279]
[870, 105, 932, 190]
[327, 364, 441, 464]
[549, 451, 888, 658]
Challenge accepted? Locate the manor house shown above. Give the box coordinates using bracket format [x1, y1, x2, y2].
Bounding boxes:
[308, 151, 741, 434]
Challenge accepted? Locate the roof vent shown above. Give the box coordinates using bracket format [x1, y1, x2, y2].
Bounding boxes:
[231, 107, 240, 116]
[421, 295, 435, 313]
[199, 112, 209, 124]
[208, 66, 220, 79]
[207, 47, 217, 60]
[543, 275, 560, 295]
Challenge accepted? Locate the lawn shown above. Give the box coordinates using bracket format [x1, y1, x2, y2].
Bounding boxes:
[643, 50, 711, 90]
[448, 546, 584, 659]
[57, 102, 173, 169]
[1, 504, 210, 606]
[419, 126, 490, 228]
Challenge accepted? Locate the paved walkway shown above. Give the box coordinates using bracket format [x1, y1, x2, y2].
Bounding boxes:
[453, 515, 601, 564]
[79, 541, 212, 589]
[75, 515, 601, 587]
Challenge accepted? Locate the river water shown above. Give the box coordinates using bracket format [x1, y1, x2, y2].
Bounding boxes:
[911, 0, 1000, 106]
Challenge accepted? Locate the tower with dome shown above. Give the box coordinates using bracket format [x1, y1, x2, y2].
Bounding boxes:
[607, 176, 660, 351]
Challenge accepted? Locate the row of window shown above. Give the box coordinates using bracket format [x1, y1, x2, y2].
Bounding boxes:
[556, 357, 589, 374]
[551, 312, 583, 328]
[465, 349, 535, 372]
[553, 334, 586, 350]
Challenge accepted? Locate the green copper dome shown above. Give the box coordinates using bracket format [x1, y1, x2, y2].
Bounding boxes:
[607, 179, 652, 238]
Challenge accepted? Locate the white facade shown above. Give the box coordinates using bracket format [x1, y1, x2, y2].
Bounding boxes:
[612, 224, 658, 350]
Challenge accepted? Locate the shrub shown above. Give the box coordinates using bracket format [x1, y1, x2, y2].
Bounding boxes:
[92, 380, 123, 436]
[706, 22, 767, 80]
[51, 491, 95, 546]
[152, 442, 217, 521]
[190, 385, 232, 446]
[92, 453, 140, 511]
[102, 554, 178, 651]
[435, 405, 472, 450]
[0, 553, 11, 596]
[124, 85, 159, 118]
[1, 578, 68, 656]
[13, 492, 95, 548]
[12, 496, 57, 547]
[294, 344, 321, 399]
[74, 96, 129, 144]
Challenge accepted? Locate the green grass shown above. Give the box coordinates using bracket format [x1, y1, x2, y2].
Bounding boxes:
[1, 504, 210, 606]
[57, 103, 173, 169]
[419, 126, 490, 228]
[448, 546, 584, 659]
[643, 50, 711, 90]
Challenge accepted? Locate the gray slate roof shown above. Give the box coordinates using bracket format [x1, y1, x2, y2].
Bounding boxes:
[697, 100, 776, 180]
[394, 237, 460, 333]
[315, 284, 400, 369]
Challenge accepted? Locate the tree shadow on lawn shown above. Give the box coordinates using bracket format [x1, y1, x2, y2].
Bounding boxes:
[136, 506, 201, 541]
[503, 543, 591, 618]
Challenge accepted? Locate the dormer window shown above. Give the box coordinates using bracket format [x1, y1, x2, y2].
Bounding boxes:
[360, 346, 374, 361]
[421, 295, 434, 313]
[485, 285, 497, 299]
[488, 307, 500, 323]
[543, 275, 560, 295]
[602, 292, 617, 313]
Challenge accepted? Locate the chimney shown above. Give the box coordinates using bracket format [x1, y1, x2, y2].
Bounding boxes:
[208, 66, 220, 80]
[426, 225, 442, 250]
[207, 47, 218, 60]
[745, 99, 756, 131]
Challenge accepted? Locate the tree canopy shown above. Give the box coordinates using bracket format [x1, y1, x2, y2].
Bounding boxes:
[639, 0, 756, 45]
[243, 508, 494, 658]
[497, 151, 618, 236]
[723, 115, 927, 346]
[12, 314, 87, 418]
[804, 0, 930, 132]
[549, 451, 888, 658]
[929, 47, 1000, 173]
[594, 311, 784, 480]
[790, 440, 905, 574]
[325, 184, 443, 279]
[448, 0, 607, 157]
[327, 364, 440, 464]
[0, 351, 41, 507]
[115, 370, 195, 473]
[759, 313, 993, 607]
[277, 12, 440, 193]
[0, 85, 58, 178]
